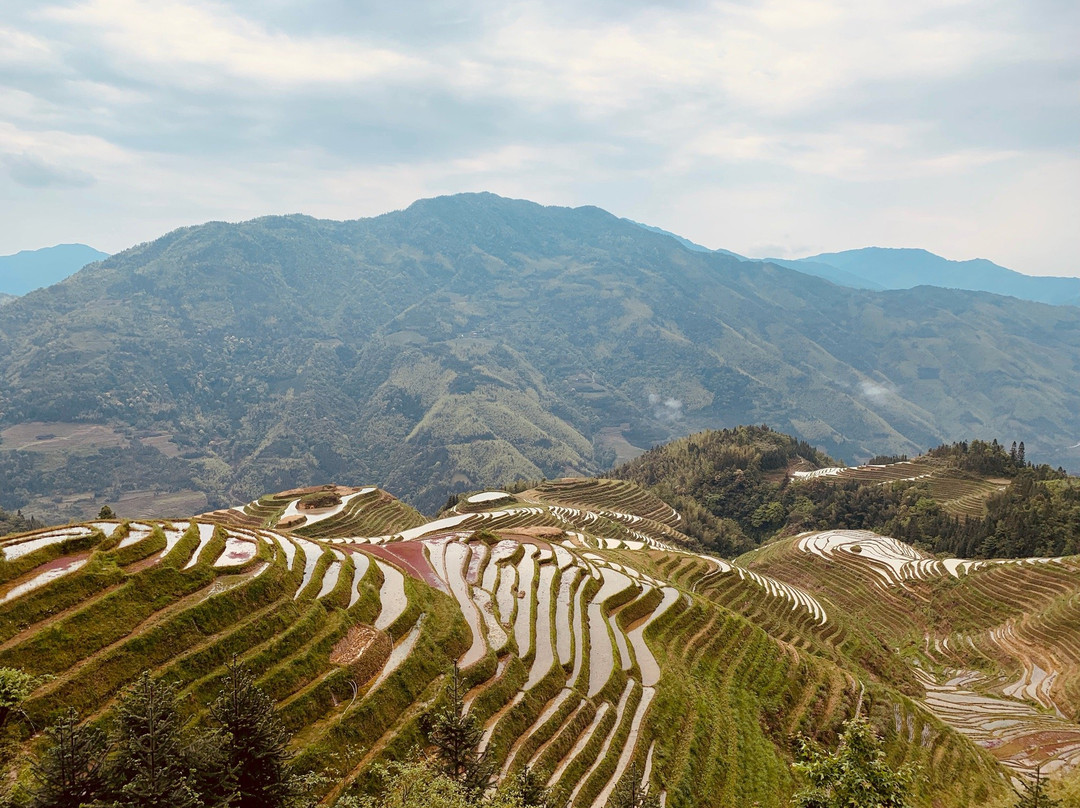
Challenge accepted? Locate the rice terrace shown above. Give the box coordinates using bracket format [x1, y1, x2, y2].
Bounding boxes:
[4, 436, 1080, 806]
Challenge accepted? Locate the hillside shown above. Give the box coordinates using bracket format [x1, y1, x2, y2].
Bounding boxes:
[3, 194, 1080, 521]
[7, 478, 1068, 806]
[770, 247, 1080, 307]
[0, 244, 109, 296]
[613, 427, 1080, 559]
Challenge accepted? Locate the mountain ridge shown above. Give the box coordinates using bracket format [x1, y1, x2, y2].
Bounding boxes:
[771, 246, 1080, 306]
[0, 243, 109, 296]
[2, 193, 1080, 522]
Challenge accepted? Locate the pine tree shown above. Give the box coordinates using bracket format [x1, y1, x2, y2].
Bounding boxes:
[107, 672, 202, 808]
[427, 663, 492, 800]
[504, 765, 549, 808]
[606, 764, 659, 808]
[30, 709, 108, 808]
[1015, 765, 1061, 808]
[209, 659, 292, 808]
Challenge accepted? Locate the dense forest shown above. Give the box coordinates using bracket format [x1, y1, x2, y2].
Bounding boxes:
[613, 428, 1080, 559]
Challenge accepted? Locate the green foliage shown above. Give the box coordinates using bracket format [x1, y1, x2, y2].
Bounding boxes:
[209, 659, 293, 808]
[298, 490, 341, 509]
[612, 425, 835, 553]
[606, 764, 660, 808]
[1013, 767, 1061, 808]
[107, 673, 207, 808]
[426, 663, 493, 800]
[0, 667, 38, 727]
[0, 508, 45, 539]
[341, 758, 522, 808]
[499, 765, 550, 808]
[792, 714, 915, 808]
[28, 708, 109, 808]
[617, 428, 1080, 559]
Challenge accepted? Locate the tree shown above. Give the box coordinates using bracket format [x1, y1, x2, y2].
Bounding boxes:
[30, 709, 109, 808]
[502, 765, 549, 808]
[606, 764, 659, 808]
[106, 673, 203, 808]
[209, 659, 292, 808]
[427, 663, 492, 800]
[1014, 765, 1060, 808]
[340, 759, 524, 808]
[98, 504, 116, 519]
[792, 714, 914, 808]
[0, 667, 37, 729]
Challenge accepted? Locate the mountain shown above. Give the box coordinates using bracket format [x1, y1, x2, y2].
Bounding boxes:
[777, 247, 1080, 306]
[6, 475, 1073, 806]
[625, 220, 746, 259]
[3, 193, 1080, 522]
[0, 293, 16, 307]
[0, 243, 109, 296]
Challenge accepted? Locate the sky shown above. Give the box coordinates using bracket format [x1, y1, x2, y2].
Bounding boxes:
[1, 0, 1078, 275]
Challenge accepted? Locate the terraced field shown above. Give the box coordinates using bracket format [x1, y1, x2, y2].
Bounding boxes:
[792, 460, 1008, 517]
[5, 478, 1073, 806]
[745, 529, 1080, 776]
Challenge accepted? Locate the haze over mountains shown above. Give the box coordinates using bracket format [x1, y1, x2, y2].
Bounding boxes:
[2, 193, 1080, 521]
[628, 223, 1080, 307]
[768, 247, 1080, 306]
[0, 244, 109, 297]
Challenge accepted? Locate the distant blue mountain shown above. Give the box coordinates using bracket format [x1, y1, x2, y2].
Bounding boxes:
[781, 247, 1080, 307]
[626, 221, 746, 259]
[0, 244, 109, 296]
[763, 257, 886, 291]
[629, 220, 1079, 307]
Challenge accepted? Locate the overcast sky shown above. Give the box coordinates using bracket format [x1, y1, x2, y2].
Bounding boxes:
[1, 0, 1077, 274]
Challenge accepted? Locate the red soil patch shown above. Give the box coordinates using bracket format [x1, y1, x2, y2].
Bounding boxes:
[1, 552, 91, 594]
[126, 554, 162, 574]
[362, 542, 443, 588]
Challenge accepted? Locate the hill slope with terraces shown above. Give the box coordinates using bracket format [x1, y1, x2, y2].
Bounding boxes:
[9, 474, 1080, 805]
[4, 194, 1080, 523]
[613, 427, 1080, 560]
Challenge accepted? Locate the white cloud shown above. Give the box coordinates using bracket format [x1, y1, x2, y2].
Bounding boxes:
[0, 0, 1074, 273]
[40, 0, 422, 88]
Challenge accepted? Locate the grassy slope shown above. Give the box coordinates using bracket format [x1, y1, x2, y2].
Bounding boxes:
[0, 477, 1028, 803]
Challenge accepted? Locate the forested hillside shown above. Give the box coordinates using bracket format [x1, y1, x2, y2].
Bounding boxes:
[614, 427, 1080, 559]
[4, 194, 1080, 521]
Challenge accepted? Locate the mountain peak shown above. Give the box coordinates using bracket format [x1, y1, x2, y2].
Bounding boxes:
[0, 243, 110, 296]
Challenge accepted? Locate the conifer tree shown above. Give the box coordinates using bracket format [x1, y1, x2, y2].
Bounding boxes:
[209, 658, 292, 808]
[606, 764, 659, 808]
[427, 663, 492, 800]
[504, 765, 549, 808]
[30, 709, 108, 808]
[107, 672, 202, 808]
[1015, 765, 1060, 808]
